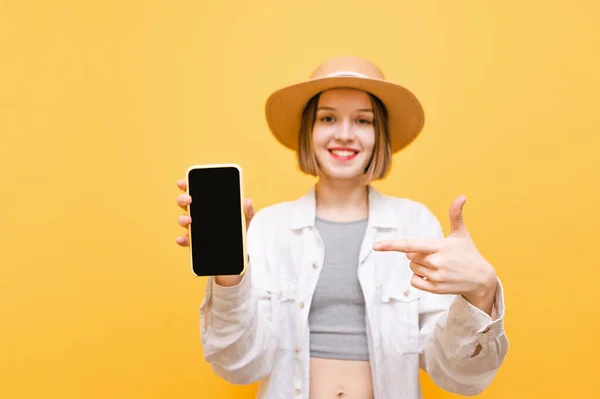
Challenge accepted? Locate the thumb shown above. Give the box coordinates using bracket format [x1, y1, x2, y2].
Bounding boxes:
[244, 198, 255, 228]
[449, 195, 468, 236]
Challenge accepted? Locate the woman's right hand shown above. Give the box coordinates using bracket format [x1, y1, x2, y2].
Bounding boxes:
[175, 179, 255, 287]
[175, 179, 255, 251]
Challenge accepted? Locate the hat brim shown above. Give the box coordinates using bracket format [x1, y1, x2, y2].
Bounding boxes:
[265, 76, 425, 153]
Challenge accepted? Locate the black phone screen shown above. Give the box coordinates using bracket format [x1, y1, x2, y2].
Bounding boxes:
[187, 166, 245, 276]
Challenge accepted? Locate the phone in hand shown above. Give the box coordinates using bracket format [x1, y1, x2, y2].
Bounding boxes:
[186, 164, 248, 277]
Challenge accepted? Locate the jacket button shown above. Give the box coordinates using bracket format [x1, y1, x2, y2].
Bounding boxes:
[299, 302, 305, 309]
[312, 262, 318, 269]
[295, 389, 301, 396]
[403, 290, 410, 297]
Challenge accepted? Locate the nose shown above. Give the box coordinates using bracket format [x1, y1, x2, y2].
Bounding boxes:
[334, 120, 355, 142]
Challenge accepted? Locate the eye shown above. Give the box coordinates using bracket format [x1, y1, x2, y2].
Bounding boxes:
[357, 118, 372, 125]
[320, 115, 335, 123]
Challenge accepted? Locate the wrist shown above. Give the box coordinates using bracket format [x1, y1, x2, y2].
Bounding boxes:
[215, 274, 244, 287]
[463, 265, 498, 315]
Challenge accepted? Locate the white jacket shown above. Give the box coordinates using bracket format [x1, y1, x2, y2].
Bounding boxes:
[199, 186, 509, 399]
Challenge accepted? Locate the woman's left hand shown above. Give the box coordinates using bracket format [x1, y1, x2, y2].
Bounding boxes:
[373, 195, 498, 316]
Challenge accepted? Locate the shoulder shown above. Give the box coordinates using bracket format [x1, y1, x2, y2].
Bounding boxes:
[248, 187, 315, 231]
[245, 196, 301, 274]
[373, 189, 443, 238]
[248, 200, 295, 230]
[376, 189, 437, 219]
[246, 197, 300, 242]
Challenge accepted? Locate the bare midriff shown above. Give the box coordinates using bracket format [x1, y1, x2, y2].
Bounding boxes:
[309, 357, 374, 399]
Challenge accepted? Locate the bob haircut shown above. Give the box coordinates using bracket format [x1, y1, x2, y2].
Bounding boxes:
[297, 91, 392, 182]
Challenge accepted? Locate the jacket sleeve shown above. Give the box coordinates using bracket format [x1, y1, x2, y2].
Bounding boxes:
[199, 209, 280, 385]
[415, 205, 509, 396]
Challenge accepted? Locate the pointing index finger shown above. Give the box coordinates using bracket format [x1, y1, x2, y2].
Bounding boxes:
[373, 239, 440, 254]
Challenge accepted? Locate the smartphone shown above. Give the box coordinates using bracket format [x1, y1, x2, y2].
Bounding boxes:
[186, 164, 247, 277]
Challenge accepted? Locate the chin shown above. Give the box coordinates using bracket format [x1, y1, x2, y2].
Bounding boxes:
[320, 166, 365, 181]
[315, 152, 369, 181]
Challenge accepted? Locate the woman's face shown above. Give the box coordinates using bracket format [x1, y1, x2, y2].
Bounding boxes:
[312, 88, 376, 181]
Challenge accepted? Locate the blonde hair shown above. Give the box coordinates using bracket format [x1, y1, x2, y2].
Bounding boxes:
[297, 91, 392, 182]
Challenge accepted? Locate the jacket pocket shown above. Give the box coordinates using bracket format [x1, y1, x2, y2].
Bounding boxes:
[379, 278, 421, 356]
[266, 279, 297, 350]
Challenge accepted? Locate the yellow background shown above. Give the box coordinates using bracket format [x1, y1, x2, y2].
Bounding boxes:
[1, 0, 599, 398]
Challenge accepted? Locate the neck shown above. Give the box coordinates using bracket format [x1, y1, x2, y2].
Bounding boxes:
[314, 177, 369, 222]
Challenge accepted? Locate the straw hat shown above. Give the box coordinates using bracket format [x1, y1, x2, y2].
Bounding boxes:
[264, 55, 425, 154]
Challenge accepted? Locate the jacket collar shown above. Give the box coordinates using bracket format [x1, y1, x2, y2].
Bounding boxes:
[290, 185, 396, 230]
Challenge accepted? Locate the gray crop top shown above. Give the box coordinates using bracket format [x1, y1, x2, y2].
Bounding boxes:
[308, 216, 369, 361]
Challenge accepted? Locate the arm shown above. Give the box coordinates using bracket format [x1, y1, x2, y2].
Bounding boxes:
[199, 210, 279, 385]
[416, 206, 509, 396]
[419, 279, 508, 395]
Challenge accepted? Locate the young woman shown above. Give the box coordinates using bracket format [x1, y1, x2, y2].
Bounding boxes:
[175, 56, 508, 399]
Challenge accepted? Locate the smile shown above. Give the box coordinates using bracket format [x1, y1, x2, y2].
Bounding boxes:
[328, 148, 359, 161]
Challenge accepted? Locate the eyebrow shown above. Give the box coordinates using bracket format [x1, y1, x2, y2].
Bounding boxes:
[317, 106, 374, 113]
